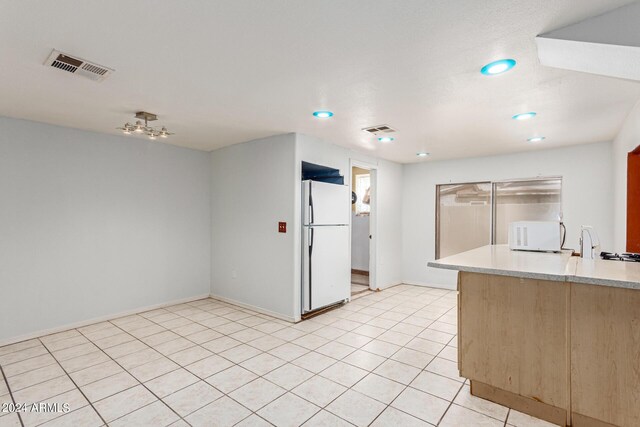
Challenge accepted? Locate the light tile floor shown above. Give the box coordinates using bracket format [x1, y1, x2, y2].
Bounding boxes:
[0, 285, 557, 427]
[351, 274, 369, 286]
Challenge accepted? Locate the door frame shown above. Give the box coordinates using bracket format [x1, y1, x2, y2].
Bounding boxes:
[350, 159, 377, 291]
[627, 146, 640, 252]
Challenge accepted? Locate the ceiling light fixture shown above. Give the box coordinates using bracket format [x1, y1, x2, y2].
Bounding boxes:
[378, 136, 394, 143]
[527, 136, 546, 142]
[118, 112, 174, 140]
[512, 112, 537, 121]
[416, 152, 430, 157]
[481, 59, 516, 76]
[313, 111, 334, 118]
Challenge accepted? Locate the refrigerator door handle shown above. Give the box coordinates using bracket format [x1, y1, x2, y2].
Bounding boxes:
[308, 227, 314, 310]
[309, 194, 314, 224]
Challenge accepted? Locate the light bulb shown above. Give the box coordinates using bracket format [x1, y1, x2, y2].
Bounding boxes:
[487, 63, 508, 74]
[121, 123, 132, 134]
[481, 59, 516, 76]
[134, 121, 144, 133]
[313, 111, 334, 118]
[512, 112, 536, 121]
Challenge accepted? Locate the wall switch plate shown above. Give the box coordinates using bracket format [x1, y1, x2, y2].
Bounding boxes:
[278, 222, 286, 233]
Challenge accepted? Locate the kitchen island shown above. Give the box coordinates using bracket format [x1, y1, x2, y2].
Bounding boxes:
[429, 245, 640, 427]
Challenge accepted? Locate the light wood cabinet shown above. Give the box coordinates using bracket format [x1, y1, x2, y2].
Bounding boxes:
[459, 272, 640, 427]
[458, 272, 570, 426]
[571, 283, 640, 427]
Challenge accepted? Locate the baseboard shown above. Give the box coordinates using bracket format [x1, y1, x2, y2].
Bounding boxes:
[401, 281, 456, 291]
[472, 381, 567, 426]
[374, 281, 402, 291]
[0, 293, 210, 348]
[209, 293, 297, 323]
[351, 269, 370, 276]
[571, 412, 618, 427]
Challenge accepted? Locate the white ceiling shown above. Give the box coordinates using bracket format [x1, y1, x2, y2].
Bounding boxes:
[0, 0, 639, 163]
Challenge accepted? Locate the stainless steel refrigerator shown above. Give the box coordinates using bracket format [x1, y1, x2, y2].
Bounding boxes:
[302, 180, 350, 313]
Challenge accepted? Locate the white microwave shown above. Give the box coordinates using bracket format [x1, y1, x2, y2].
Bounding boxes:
[508, 221, 562, 252]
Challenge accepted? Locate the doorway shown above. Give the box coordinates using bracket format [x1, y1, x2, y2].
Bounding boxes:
[351, 165, 373, 295]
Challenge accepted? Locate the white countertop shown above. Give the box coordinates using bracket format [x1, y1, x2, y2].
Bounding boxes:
[428, 245, 640, 290]
[572, 258, 640, 290]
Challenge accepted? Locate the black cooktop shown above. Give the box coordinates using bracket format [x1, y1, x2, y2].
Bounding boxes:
[600, 252, 640, 262]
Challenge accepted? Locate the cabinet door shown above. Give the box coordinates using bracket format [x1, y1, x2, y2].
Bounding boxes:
[571, 283, 640, 427]
[459, 273, 569, 410]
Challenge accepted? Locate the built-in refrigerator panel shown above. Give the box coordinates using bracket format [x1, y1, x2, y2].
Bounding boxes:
[303, 180, 350, 226]
[302, 225, 350, 312]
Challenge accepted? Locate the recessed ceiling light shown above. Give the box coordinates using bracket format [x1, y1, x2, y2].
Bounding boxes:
[313, 111, 334, 118]
[512, 112, 536, 121]
[481, 59, 516, 76]
[416, 152, 430, 157]
[527, 136, 546, 142]
[378, 136, 394, 143]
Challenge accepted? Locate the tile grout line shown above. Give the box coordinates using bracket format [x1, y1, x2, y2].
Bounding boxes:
[0, 363, 25, 427]
[141, 301, 336, 426]
[268, 288, 458, 425]
[236, 287, 461, 426]
[131, 296, 385, 425]
[435, 379, 466, 426]
[36, 337, 110, 427]
[96, 302, 267, 424]
[364, 293, 463, 426]
[1, 286, 465, 427]
[224, 287, 457, 426]
[399, 290, 510, 425]
[128, 298, 342, 426]
[76, 322, 194, 426]
[97, 298, 295, 424]
[0, 342, 45, 362]
[117, 288, 442, 424]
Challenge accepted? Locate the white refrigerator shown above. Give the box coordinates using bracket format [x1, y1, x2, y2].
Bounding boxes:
[302, 180, 350, 313]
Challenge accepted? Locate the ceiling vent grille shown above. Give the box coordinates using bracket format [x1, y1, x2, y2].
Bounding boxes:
[361, 124, 397, 135]
[44, 50, 114, 82]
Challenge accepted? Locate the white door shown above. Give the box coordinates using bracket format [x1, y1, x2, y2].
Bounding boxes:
[302, 225, 350, 312]
[303, 180, 350, 226]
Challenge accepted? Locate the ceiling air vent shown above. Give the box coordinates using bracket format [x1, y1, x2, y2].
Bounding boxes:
[361, 124, 397, 135]
[44, 50, 114, 82]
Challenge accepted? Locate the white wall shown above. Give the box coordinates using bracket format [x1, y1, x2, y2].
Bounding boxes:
[613, 100, 640, 251]
[210, 133, 403, 321]
[210, 134, 298, 320]
[295, 134, 403, 300]
[402, 142, 614, 289]
[0, 117, 211, 343]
